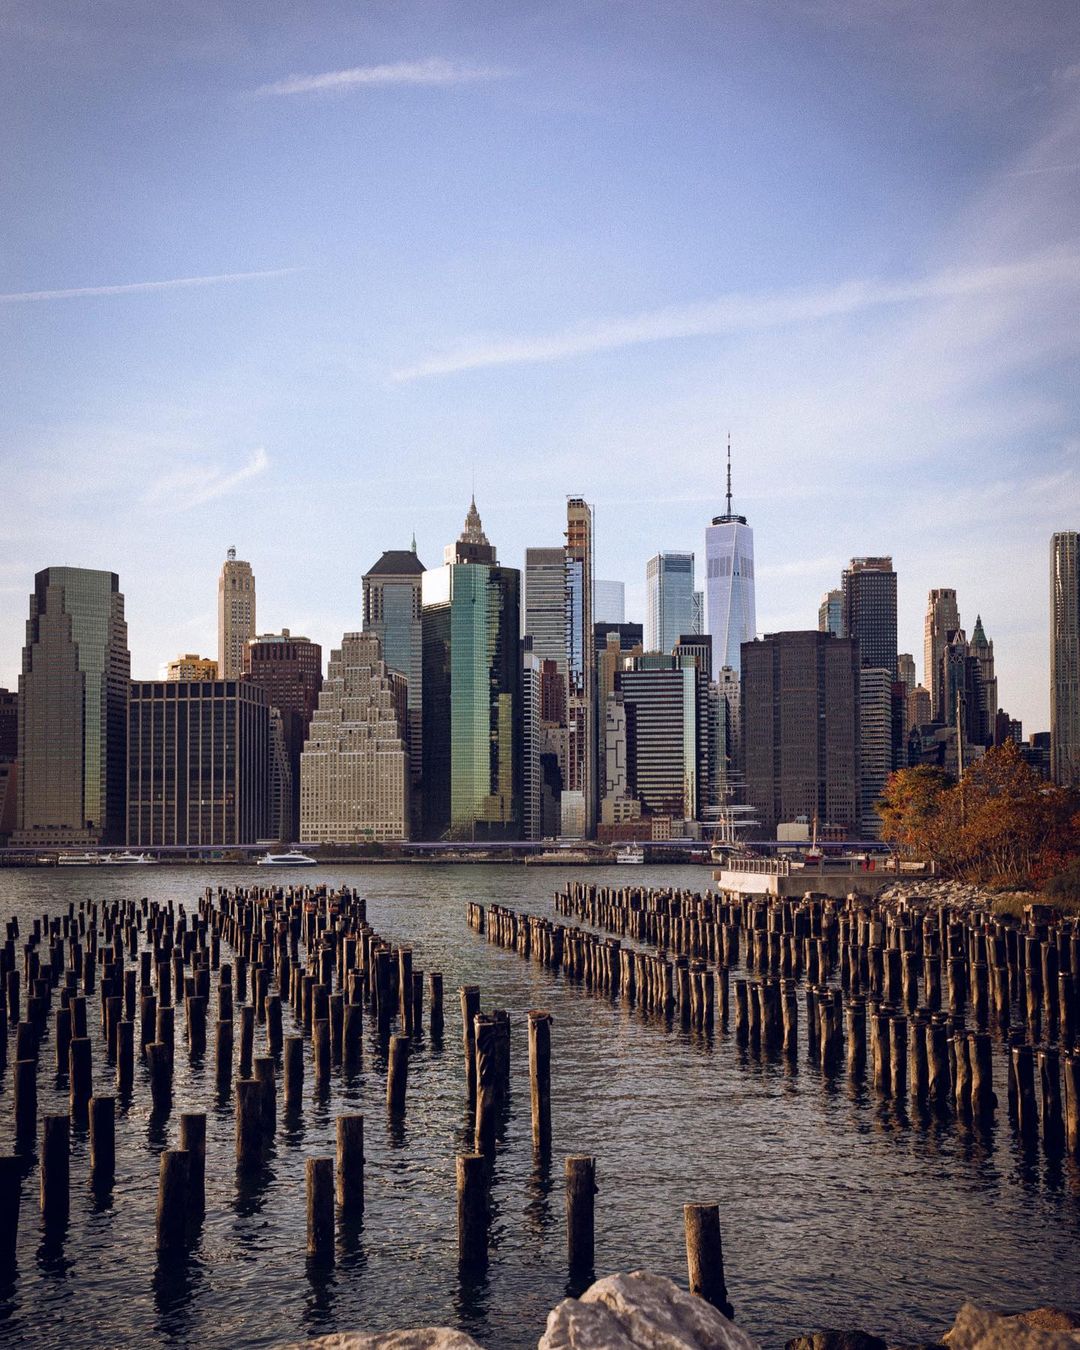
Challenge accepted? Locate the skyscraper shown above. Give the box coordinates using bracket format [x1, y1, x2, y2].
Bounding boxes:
[0, 689, 16, 845]
[1051, 531, 1079, 785]
[645, 552, 697, 654]
[593, 579, 626, 626]
[300, 632, 410, 843]
[167, 654, 218, 681]
[421, 499, 523, 840]
[969, 616, 997, 745]
[524, 548, 567, 668]
[614, 655, 701, 822]
[242, 629, 323, 842]
[705, 442, 755, 676]
[127, 677, 269, 846]
[741, 631, 860, 837]
[842, 557, 897, 674]
[897, 653, 917, 698]
[15, 567, 129, 847]
[363, 547, 424, 827]
[924, 588, 960, 723]
[818, 589, 844, 638]
[564, 497, 596, 837]
[217, 547, 256, 679]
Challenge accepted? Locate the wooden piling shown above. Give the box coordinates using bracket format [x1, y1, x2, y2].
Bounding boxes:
[0, 1156, 19, 1264]
[565, 1155, 597, 1277]
[147, 1040, 172, 1113]
[684, 1202, 734, 1319]
[306, 1157, 335, 1260]
[387, 1033, 410, 1112]
[528, 1010, 552, 1152]
[284, 1035, 304, 1111]
[336, 1114, 365, 1214]
[235, 1079, 264, 1168]
[179, 1113, 206, 1219]
[156, 1149, 190, 1253]
[456, 1152, 488, 1270]
[40, 1114, 70, 1220]
[14, 1058, 36, 1141]
[460, 985, 480, 1100]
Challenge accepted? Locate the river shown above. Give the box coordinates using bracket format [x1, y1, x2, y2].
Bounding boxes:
[1, 863, 1078, 1349]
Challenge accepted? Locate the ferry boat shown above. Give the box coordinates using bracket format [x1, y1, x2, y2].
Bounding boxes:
[256, 850, 318, 867]
[57, 852, 102, 867]
[616, 844, 645, 865]
[104, 851, 158, 865]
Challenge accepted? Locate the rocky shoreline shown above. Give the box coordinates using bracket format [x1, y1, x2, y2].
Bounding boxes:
[283, 1271, 1080, 1350]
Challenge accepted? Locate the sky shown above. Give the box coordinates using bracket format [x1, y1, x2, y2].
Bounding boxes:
[1, 0, 1078, 730]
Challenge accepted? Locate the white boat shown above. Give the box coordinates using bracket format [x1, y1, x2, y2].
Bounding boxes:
[104, 851, 159, 865]
[57, 852, 101, 867]
[256, 850, 318, 867]
[616, 845, 645, 865]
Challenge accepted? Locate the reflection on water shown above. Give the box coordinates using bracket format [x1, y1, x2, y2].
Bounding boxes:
[0, 863, 1079, 1350]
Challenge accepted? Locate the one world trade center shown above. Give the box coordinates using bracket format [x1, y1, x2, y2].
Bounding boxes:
[705, 442, 756, 676]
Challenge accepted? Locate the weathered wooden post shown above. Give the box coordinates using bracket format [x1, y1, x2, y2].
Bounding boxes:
[253, 1055, 276, 1139]
[0, 1156, 20, 1264]
[14, 1058, 36, 1143]
[684, 1202, 734, 1319]
[565, 1155, 597, 1277]
[460, 985, 480, 1100]
[456, 1152, 488, 1270]
[1064, 1052, 1080, 1157]
[216, 1018, 234, 1095]
[313, 1018, 331, 1090]
[156, 1149, 190, 1253]
[528, 1010, 552, 1152]
[473, 1015, 499, 1153]
[238, 1004, 254, 1079]
[89, 1096, 115, 1184]
[179, 1113, 206, 1220]
[343, 1000, 362, 1068]
[235, 1078, 263, 1168]
[429, 972, 444, 1038]
[283, 1035, 304, 1112]
[306, 1157, 335, 1261]
[69, 1035, 93, 1120]
[54, 1006, 71, 1075]
[40, 1115, 70, 1221]
[116, 1019, 134, 1091]
[1038, 1048, 1064, 1148]
[336, 1114, 365, 1215]
[148, 1040, 172, 1113]
[387, 1033, 410, 1112]
[969, 1032, 995, 1122]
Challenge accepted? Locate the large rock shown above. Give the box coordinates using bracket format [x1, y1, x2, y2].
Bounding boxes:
[538, 1270, 761, 1349]
[942, 1303, 1080, 1349]
[277, 1331, 484, 1350]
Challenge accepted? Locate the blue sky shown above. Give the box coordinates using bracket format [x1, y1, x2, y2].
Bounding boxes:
[1, 0, 1078, 730]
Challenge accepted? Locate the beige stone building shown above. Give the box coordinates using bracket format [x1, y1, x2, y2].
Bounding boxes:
[217, 547, 256, 679]
[167, 653, 218, 681]
[300, 632, 410, 843]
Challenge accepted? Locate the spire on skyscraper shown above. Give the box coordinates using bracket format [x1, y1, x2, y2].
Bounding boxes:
[460, 495, 489, 547]
[726, 432, 732, 517]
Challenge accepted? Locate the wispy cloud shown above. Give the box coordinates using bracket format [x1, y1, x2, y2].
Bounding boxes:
[255, 57, 510, 98]
[0, 268, 297, 304]
[392, 252, 1080, 380]
[141, 447, 269, 511]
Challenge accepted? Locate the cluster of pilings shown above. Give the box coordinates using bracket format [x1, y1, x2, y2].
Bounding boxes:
[1, 886, 735, 1314]
[471, 883, 1080, 1158]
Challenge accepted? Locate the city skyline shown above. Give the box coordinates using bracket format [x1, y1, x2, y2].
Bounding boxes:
[3, 0, 1079, 732]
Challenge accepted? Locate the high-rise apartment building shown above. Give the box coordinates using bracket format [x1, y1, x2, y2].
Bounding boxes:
[15, 568, 130, 847]
[217, 547, 256, 680]
[1051, 531, 1080, 785]
[897, 653, 916, 698]
[859, 667, 893, 838]
[242, 629, 323, 842]
[522, 640, 543, 842]
[705, 446, 755, 676]
[924, 588, 960, 723]
[167, 654, 218, 681]
[564, 497, 596, 838]
[842, 557, 897, 674]
[127, 678, 269, 846]
[741, 631, 860, 837]
[613, 655, 701, 822]
[300, 632, 409, 843]
[363, 548, 425, 819]
[645, 552, 697, 654]
[421, 499, 522, 840]
[593, 579, 626, 626]
[524, 548, 567, 668]
[818, 590, 844, 638]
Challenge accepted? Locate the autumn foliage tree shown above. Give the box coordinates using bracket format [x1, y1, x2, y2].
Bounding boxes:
[877, 740, 1080, 888]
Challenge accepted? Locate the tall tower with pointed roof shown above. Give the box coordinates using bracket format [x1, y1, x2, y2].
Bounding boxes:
[421, 498, 522, 840]
[705, 439, 756, 675]
[969, 615, 997, 744]
[218, 546, 256, 679]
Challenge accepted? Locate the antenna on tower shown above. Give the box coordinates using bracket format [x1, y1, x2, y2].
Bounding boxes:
[726, 432, 732, 516]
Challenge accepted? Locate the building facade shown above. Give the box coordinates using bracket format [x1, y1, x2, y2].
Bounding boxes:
[421, 500, 523, 840]
[524, 548, 567, 669]
[614, 655, 700, 823]
[217, 547, 256, 680]
[842, 557, 897, 675]
[924, 588, 960, 723]
[645, 552, 697, 654]
[15, 567, 130, 847]
[818, 589, 844, 638]
[167, 654, 218, 681]
[593, 579, 626, 626]
[705, 451, 755, 676]
[242, 629, 323, 841]
[0, 688, 16, 845]
[564, 497, 596, 837]
[741, 631, 860, 837]
[363, 548, 425, 821]
[300, 632, 409, 844]
[127, 678, 269, 846]
[969, 616, 997, 746]
[1051, 531, 1079, 785]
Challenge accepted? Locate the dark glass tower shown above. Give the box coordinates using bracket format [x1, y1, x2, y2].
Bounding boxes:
[421, 500, 522, 841]
[15, 567, 130, 846]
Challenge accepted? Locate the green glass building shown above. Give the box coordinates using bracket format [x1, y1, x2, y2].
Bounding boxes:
[421, 500, 522, 841]
[15, 567, 130, 846]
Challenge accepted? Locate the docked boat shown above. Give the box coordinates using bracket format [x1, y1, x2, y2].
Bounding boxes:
[104, 851, 159, 865]
[616, 844, 645, 865]
[256, 850, 318, 867]
[57, 852, 102, 867]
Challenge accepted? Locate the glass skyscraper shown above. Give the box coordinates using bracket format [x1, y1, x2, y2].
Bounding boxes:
[645, 552, 698, 654]
[421, 500, 522, 840]
[16, 567, 130, 846]
[705, 453, 755, 676]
